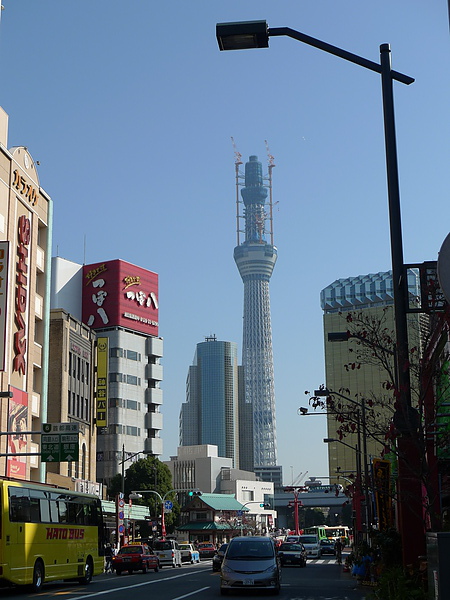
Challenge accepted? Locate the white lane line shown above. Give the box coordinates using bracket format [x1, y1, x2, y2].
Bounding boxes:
[172, 586, 210, 600]
[67, 570, 210, 600]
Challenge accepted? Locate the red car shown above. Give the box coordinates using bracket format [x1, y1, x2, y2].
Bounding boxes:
[198, 542, 217, 559]
[112, 544, 160, 575]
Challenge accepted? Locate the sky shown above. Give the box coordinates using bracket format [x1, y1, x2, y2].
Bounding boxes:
[1, 1, 449, 487]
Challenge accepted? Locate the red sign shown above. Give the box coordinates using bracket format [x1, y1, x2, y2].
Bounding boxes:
[82, 260, 158, 336]
[14, 216, 30, 375]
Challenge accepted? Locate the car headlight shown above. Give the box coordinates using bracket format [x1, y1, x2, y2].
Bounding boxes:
[262, 565, 278, 574]
[221, 565, 235, 574]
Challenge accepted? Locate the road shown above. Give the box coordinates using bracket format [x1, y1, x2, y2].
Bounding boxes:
[1, 554, 370, 600]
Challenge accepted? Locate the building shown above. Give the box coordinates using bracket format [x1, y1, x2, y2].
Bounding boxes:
[321, 270, 423, 479]
[51, 256, 164, 488]
[167, 445, 276, 540]
[179, 336, 239, 466]
[0, 107, 52, 482]
[46, 308, 99, 493]
[234, 155, 278, 473]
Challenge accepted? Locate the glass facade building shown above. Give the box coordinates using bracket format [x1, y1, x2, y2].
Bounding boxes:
[180, 337, 239, 467]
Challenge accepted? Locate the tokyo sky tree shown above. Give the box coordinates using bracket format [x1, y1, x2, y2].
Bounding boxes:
[234, 154, 277, 468]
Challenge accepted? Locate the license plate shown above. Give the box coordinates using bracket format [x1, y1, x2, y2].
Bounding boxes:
[243, 580, 254, 586]
[159, 554, 165, 558]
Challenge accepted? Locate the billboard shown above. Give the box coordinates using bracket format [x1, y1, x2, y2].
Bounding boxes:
[96, 337, 108, 428]
[82, 260, 159, 336]
[7, 387, 29, 479]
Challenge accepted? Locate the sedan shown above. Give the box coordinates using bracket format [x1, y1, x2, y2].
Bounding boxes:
[277, 542, 307, 567]
[198, 542, 217, 559]
[320, 539, 337, 555]
[112, 544, 160, 575]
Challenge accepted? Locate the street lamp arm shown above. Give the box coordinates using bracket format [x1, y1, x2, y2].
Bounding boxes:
[268, 26, 414, 85]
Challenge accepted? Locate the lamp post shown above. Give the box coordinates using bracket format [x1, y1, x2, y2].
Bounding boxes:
[238, 501, 270, 536]
[316, 388, 371, 536]
[130, 489, 177, 540]
[324, 438, 364, 541]
[119, 445, 153, 496]
[216, 20, 424, 565]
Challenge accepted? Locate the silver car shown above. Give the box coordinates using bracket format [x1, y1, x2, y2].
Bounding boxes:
[220, 537, 281, 595]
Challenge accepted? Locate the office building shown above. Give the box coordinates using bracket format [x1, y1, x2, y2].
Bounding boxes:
[321, 270, 423, 479]
[51, 257, 163, 487]
[180, 336, 239, 466]
[0, 107, 52, 482]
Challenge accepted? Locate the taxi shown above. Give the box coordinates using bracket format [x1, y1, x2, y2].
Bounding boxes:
[112, 543, 160, 575]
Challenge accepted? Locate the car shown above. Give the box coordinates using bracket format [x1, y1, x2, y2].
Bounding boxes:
[277, 542, 307, 567]
[179, 543, 200, 564]
[198, 542, 217, 559]
[320, 538, 336, 555]
[220, 536, 281, 595]
[212, 543, 228, 571]
[112, 543, 159, 575]
[297, 534, 321, 558]
[153, 539, 183, 568]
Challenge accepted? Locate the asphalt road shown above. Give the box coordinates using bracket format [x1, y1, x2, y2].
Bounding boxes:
[1, 554, 371, 600]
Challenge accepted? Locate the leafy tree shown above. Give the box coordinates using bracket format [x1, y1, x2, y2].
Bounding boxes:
[106, 456, 180, 534]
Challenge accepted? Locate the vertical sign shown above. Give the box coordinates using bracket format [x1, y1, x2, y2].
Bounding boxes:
[7, 387, 29, 479]
[0, 242, 9, 371]
[96, 337, 108, 427]
[373, 458, 392, 531]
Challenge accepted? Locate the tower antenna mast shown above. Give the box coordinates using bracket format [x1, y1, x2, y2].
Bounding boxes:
[265, 140, 276, 246]
[231, 137, 243, 246]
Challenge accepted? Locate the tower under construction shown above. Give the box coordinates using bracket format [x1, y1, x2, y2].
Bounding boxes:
[234, 152, 278, 472]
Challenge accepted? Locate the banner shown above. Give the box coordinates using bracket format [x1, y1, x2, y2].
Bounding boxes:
[373, 458, 392, 531]
[96, 337, 108, 427]
[7, 387, 29, 478]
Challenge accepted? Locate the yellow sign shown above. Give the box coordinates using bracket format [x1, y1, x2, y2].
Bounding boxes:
[96, 338, 108, 427]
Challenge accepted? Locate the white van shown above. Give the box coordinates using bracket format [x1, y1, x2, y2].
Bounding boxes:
[153, 539, 182, 568]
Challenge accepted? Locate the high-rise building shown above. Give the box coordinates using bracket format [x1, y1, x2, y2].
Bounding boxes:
[0, 107, 52, 483]
[51, 257, 163, 487]
[234, 155, 278, 470]
[321, 270, 423, 479]
[179, 336, 239, 466]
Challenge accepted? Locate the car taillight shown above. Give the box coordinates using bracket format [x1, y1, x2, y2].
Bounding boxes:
[171, 551, 174, 557]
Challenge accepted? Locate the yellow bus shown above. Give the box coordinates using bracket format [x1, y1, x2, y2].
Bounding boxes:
[0, 478, 105, 591]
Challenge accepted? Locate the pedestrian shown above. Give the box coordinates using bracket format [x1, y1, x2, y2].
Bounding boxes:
[105, 544, 114, 573]
[335, 538, 343, 565]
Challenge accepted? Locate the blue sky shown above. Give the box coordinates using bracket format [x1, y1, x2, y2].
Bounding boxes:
[1, 2, 449, 485]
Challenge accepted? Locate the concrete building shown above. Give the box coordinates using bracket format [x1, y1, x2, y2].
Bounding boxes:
[179, 336, 239, 466]
[0, 107, 52, 482]
[51, 257, 163, 488]
[46, 309, 99, 493]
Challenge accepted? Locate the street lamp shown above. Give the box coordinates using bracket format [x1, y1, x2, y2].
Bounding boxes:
[324, 437, 364, 540]
[316, 388, 370, 534]
[129, 489, 177, 540]
[216, 20, 423, 565]
[119, 445, 153, 496]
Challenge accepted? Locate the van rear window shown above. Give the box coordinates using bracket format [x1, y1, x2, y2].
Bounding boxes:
[154, 541, 172, 550]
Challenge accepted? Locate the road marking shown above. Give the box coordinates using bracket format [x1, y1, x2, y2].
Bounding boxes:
[66, 569, 211, 600]
[171, 586, 210, 600]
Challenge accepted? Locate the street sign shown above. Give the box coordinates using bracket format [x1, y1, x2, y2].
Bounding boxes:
[237, 510, 243, 516]
[41, 423, 79, 462]
[164, 500, 173, 510]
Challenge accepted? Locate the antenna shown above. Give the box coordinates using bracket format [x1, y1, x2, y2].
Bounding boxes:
[265, 140, 276, 246]
[231, 137, 244, 246]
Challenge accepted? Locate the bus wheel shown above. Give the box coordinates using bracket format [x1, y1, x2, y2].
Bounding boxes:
[32, 559, 44, 592]
[79, 557, 93, 585]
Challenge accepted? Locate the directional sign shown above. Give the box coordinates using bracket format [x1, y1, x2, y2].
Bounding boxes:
[164, 500, 173, 510]
[41, 423, 79, 463]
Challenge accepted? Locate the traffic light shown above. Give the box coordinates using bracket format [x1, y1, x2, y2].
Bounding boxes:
[189, 490, 202, 496]
[260, 503, 271, 508]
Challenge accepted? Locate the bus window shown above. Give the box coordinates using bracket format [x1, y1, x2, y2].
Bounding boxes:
[9, 488, 30, 522]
